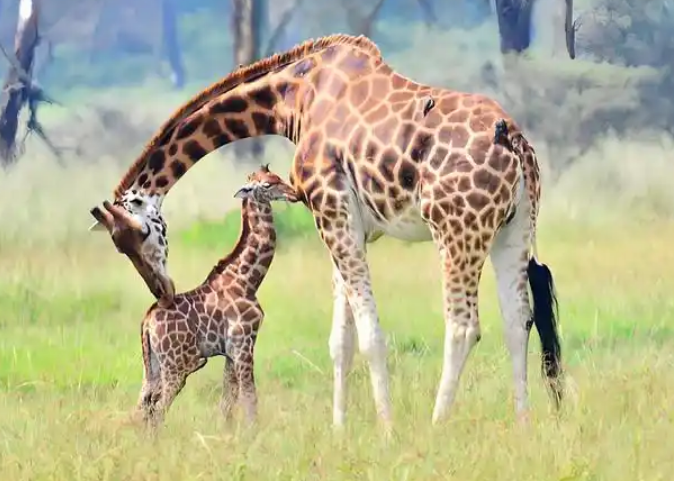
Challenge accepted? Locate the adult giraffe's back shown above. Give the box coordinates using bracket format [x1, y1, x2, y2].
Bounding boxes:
[90, 33, 563, 428]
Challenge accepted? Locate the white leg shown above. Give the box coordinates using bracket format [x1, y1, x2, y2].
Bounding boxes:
[490, 202, 533, 419]
[328, 264, 356, 427]
[318, 216, 391, 427]
[431, 250, 482, 424]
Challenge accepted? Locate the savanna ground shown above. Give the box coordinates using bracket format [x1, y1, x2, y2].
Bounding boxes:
[2, 24, 674, 480]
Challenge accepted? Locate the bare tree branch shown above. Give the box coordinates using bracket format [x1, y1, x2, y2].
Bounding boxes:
[565, 0, 578, 59]
[0, 0, 61, 167]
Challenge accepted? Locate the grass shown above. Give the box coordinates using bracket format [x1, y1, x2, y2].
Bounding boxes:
[1, 148, 674, 480]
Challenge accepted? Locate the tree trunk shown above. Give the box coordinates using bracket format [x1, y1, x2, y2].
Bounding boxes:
[0, 0, 40, 165]
[231, 0, 265, 161]
[160, 0, 185, 88]
[494, 0, 577, 59]
[494, 0, 534, 54]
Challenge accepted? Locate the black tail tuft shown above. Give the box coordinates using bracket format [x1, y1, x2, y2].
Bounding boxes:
[527, 257, 563, 407]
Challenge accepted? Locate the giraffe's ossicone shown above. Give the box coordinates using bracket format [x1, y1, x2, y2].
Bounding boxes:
[91, 34, 563, 429]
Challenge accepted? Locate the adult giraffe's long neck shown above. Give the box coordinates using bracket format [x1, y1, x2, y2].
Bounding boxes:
[116, 78, 300, 205]
[205, 198, 276, 295]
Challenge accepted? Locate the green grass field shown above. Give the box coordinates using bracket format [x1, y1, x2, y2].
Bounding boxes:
[1, 140, 673, 480]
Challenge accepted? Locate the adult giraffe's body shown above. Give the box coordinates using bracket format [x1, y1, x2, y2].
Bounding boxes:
[90, 34, 562, 427]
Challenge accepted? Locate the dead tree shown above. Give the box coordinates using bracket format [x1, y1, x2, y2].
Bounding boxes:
[160, 0, 185, 88]
[230, 0, 303, 162]
[494, 0, 578, 58]
[0, 0, 57, 167]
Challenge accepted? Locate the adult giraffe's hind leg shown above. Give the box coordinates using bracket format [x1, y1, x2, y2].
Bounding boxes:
[329, 263, 357, 427]
[424, 201, 492, 424]
[490, 197, 534, 421]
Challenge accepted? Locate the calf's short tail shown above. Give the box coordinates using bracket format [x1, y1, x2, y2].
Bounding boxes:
[527, 257, 563, 408]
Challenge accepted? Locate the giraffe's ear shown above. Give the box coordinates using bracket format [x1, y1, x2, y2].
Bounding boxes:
[89, 205, 114, 233]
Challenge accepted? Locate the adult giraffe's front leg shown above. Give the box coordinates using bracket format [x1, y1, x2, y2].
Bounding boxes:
[311, 193, 392, 428]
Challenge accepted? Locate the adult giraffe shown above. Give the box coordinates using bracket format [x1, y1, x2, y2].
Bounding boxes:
[89, 34, 562, 428]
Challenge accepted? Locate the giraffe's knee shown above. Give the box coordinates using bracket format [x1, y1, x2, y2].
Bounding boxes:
[447, 317, 481, 348]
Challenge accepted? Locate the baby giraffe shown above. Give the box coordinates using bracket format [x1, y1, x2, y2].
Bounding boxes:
[134, 165, 298, 429]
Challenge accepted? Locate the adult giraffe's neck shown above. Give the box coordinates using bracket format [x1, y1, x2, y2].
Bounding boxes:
[122, 86, 293, 201]
[205, 198, 277, 295]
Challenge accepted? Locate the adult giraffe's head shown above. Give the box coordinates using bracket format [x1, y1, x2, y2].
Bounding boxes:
[89, 193, 175, 301]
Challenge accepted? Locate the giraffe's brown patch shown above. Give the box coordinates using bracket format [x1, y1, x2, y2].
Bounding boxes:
[479, 206, 496, 227]
[148, 149, 166, 174]
[461, 96, 477, 108]
[202, 118, 223, 138]
[410, 131, 434, 163]
[137, 172, 148, 187]
[495, 184, 511, 204]
[371, 77, 389, 97]
[348, 126, 367, 158]
[466, 192, 491, 210]
[379, 148, 398, 183]
[372, 116, 398, 145]
[310, 98, 334, 125]
[321, 45, 340, 62]
[447, 109, 469, 123]
[464, 211, 478, 227]
[252, 112, 275, 134]
[441, 94, 460, 111]
[175, 114, 204, 140]
[168, 144, 178, 156]
[250, 87, 277, 110]
[468, 135, 492, 164]
[155, 176, 169, 189]
[364, 140, 379, 161]
[350, 80, 370, 107]
[429, 146, 449, 169]
[337, 51, 369, 72]
[396, 121, 416, 152]
[327, 73, 349, 99]
[451, 125, 471, 146]
[224, 118, 250, 139]
[398, 160, 418, 191]
[457, 176, 473, 192]
[473, 169, 501, 195]
[212, 96, 248, 114]
[391, 74, 407, 89]
[424, 111, 443, 129]
[448, 218, 463, 236]
[430, 205, 445, 225]
[503, 163, 518, 184]
[182, 140, 208, 163]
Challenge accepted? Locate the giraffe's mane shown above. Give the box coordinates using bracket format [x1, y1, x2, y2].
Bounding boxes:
[113, 33, 382, 200]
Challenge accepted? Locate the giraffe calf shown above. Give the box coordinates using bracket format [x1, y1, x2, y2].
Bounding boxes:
[135, 165, 298, 429]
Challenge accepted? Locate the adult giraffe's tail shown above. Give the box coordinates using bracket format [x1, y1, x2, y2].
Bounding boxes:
[494, 119, 563, 408]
